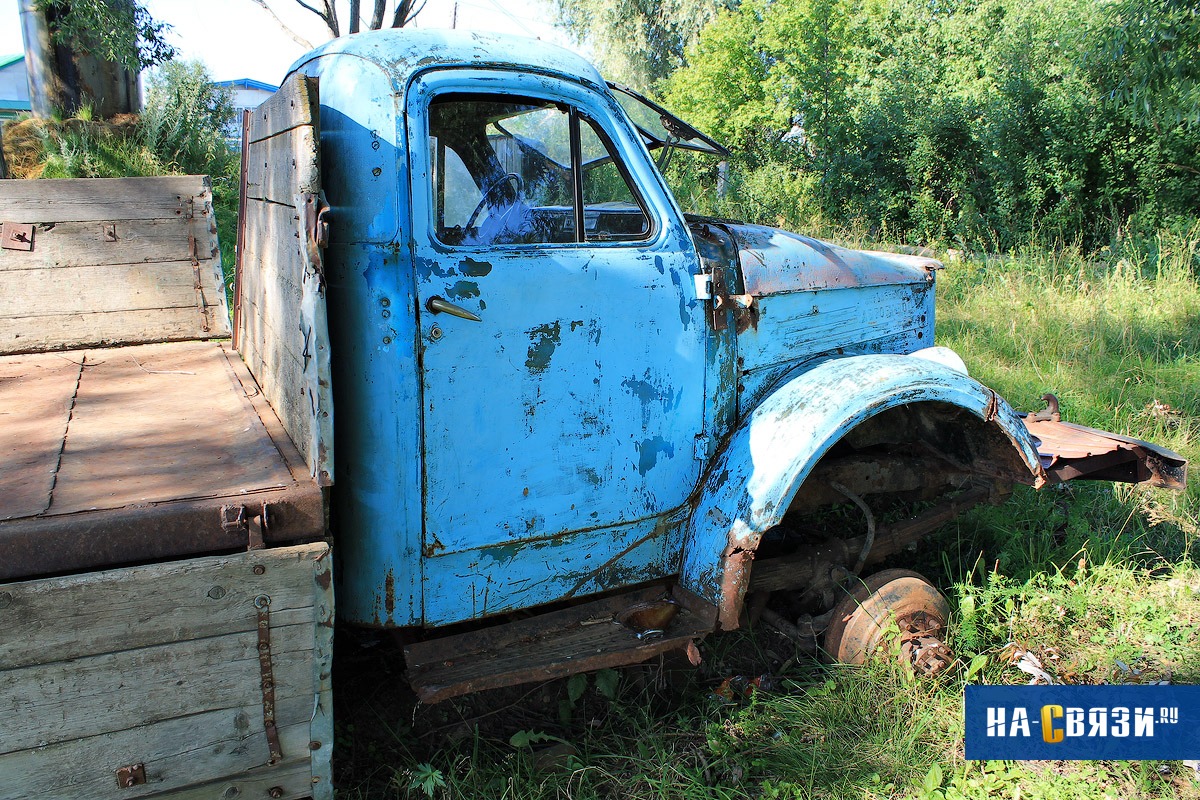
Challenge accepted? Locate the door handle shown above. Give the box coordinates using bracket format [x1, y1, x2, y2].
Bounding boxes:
[426, 295, 481, 322]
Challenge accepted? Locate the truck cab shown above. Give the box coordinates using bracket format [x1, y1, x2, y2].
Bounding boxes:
[238, 28, 1185, 700]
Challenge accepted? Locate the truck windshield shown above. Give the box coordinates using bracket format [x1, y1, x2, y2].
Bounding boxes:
[606, 83, 730, 160]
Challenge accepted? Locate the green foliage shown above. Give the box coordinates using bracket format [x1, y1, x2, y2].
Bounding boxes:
[401, 762, 446, 798]
[141, 61, 237, 177]
[658, 0, 1200, 250]
[1101, 0, 1200, 129]
[36, 0, 175, 71]
[552, 0, 733, 89]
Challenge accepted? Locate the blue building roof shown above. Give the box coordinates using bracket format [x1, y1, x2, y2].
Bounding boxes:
[0, 54, 23, 71]
[214, 78, 279, 93]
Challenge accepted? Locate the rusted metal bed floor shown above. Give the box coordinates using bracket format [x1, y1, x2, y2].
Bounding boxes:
[0, 340, 324, 581]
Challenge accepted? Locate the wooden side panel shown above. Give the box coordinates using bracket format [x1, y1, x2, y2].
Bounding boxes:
[237, 74, 334, 486]
[0, 176, 229, 355]
[0, 543, 334, 800]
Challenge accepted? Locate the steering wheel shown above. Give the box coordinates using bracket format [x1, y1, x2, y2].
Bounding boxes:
[466, 172, 524, 231]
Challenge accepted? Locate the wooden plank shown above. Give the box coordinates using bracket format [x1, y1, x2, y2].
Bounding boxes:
[142, 757, 314, 800]
[0, 352, 81, 520]
[3, 623, 316, 752]
[0, 706, 314, 800]
[238, 196, 332, 485]
[0, 261, 222, 318]
[244, 124, 321, 204]
[247, 74, 318, 144]
[0, 176, 210, 223]
[0, 307, 223, 357]
[43, 342, 295, 516]
[0, 543, 330, 669]
[0, 217, 214, 272]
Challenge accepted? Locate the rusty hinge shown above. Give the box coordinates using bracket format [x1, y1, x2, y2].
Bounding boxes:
[180, 194, 195, 220]
[221, 503, 270, 550]
[188, 232, 211, 333]
[1, 222, 33, 251]
[701, 265, 758, 333]
[115, 763, 146, 788]
[300, 192, 330, 287]
[255, 593, 284, 765]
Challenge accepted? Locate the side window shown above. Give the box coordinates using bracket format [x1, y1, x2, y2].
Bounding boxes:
[428, 93, 651, 246]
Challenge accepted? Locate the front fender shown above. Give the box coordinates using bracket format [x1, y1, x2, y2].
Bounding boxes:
[680, 353, 1045, 629]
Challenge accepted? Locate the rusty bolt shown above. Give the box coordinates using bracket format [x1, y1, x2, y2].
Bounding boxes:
[310, 740, 322, 751]
[253, 565, 266, 576]
[268, 787, 284, 799]
[382, 336, 393, 345]
[429, 326, 443, 341]
[207, 585, 227, 600]
[380, 297, 390, 307]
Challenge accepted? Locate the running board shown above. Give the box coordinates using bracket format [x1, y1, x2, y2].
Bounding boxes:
[404, 585, 716, 703]
[1024, 417, 1186, 490]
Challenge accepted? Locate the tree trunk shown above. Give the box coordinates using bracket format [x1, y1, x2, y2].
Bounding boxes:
[19, 0, 141, 119]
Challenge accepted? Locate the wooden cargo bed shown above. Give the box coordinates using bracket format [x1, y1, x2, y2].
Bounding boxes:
[0, 339, 324, 581]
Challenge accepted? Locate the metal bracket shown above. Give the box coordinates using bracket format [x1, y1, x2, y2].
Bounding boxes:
[255, 594, 284, 765]
[220, 503, 270, 551]
[300, 192, 330, 287]
[188, 232, 210, 332]
[102, 223, 118, 243]
[115, 763, 146, 788]
[1, 222, 33, 251]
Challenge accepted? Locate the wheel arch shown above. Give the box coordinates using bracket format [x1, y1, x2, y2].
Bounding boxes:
[679, 353, 1046, 629]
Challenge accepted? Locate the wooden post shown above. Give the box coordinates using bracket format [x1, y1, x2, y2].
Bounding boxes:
[0, 122, 8, 179]
[18, 0, 141, 119]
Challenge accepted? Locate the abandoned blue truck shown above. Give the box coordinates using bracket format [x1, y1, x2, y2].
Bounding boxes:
[235, 28, 1186, 701]
[0, 26, 1189, 800]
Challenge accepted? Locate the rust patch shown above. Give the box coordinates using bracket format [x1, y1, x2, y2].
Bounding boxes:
[716, 544, 754, 631]
[384, 570, 396, 619]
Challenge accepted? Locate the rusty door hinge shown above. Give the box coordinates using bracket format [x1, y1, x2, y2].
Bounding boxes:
[300, 192, 330, 287]
[221, 503, 270, 550]
[1, 222, 33, 251]
[702, 265, 758, 333]
[255, 594, 284, 765]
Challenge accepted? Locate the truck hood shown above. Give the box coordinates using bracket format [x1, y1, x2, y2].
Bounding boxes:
[685, 217, 940, 413]
[711, 220, 940, 296]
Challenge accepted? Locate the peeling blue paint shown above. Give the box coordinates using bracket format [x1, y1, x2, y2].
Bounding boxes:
[525, 321, 562, 373]
[636, 436, 675, 475]
[445, 280, 480, 300]
[670, 270, 690, 329]
[460, 257, 493, 276]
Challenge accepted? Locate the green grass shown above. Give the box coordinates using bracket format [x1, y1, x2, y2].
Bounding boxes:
[335, 226, 1200, 799]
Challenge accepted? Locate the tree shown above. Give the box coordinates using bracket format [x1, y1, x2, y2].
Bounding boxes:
[551, 0, 734, 90]
[19, 0, 174, 118]
[248, 0, 429, 49]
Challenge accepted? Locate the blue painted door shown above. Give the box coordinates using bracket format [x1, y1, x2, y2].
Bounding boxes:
[407, 70, 708, 621]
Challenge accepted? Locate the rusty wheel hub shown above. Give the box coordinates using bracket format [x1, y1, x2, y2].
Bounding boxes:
[823, 568, 952, 676]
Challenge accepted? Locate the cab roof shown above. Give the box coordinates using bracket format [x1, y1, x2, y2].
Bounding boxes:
[287, 28, 606, 91]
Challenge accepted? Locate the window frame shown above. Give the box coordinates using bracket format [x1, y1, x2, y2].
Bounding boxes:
[413, 74, 661, 252]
